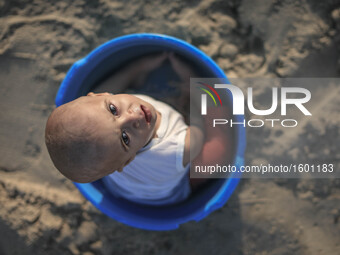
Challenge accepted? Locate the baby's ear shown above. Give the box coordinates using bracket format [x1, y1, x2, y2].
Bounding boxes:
[87, 92, 112, 97]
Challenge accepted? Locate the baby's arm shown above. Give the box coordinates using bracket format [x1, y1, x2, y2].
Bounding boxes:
[168, 53, 205, 166]
[95, 52, 167, 93]
[169, 53, 234, 191]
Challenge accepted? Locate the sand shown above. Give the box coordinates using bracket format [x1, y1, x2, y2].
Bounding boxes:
[0, 0, 339, 254]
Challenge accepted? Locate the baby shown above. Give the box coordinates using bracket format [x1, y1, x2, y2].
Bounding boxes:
[45, 53, 206, 205]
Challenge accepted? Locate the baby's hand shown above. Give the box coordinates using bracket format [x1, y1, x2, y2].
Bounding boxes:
[132, 52, 168, 73]
[168, 52, 195, 83]
[168, 52, 197, 108]
[122, 52, 168, 89]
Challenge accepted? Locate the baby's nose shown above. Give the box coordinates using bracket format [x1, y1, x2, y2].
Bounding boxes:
[127, 107, 142, 128]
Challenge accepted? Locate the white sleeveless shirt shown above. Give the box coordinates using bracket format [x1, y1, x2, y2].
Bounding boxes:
[102, 95, 191, 205]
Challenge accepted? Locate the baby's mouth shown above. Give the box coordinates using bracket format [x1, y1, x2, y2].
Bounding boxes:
[141, 105, 151, 124]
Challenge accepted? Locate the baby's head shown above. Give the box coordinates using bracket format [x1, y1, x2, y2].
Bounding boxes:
[45, 92, 160, 183]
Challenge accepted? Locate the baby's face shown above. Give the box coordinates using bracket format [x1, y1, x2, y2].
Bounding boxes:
[67, 93, 160, 179]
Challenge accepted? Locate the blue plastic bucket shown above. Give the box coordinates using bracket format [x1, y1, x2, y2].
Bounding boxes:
[55, 33, 246, 230]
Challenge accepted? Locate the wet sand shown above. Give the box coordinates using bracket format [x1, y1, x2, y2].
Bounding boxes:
[0, 0, 339, 254]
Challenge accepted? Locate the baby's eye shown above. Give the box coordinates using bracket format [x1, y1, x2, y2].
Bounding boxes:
[109, 104, 117, 115]
[122, 131, 130, 145]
